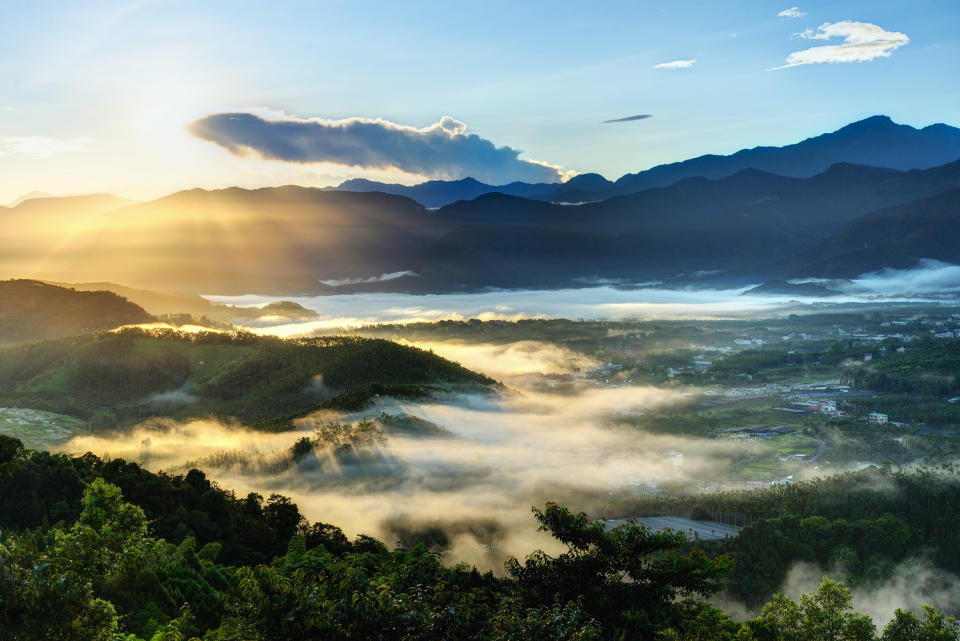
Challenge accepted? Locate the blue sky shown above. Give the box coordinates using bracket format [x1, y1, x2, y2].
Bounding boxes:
[0, 0, 957, 202]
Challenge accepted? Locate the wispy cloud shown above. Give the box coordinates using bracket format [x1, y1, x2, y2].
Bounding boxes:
[773, 21, 909, 69]
[653, 59, 696, 69]
[189, 111, 564, 184]
[778, 6, 805, 18]
[602, 114, 653, 124]
[0, 136, 93, 157]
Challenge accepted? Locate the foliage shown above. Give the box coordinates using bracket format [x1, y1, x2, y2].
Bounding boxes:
[0, 329, 494, 427]
[843, 340, 960, 396]
[505, 503, 734, 637]
[0, 446, 957, 640]
[742, 577, 876, 641]
[608, 466, 960, 605]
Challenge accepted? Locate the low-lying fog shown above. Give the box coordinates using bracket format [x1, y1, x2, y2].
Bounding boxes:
[209, 286, 789, 335]
[62, 378, 728, 569]
[205, 260, 960, 335]
[58, 339, 960, 623]
[57, 262, 960, 621]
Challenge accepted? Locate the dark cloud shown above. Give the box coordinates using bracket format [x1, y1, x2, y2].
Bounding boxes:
[189, 112, 563, 184]
[602, 114, 653, 124]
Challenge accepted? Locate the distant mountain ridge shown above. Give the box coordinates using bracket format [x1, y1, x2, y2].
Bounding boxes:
[4, 193, 133, 215]
[4, 158, 959, 295]
[334, 176, 558, 208]
[381, 159, 960, 291]
[600, 115, 960, 199]
[7, 191, 54, 207]
[333, 116, 960, 206]
[3, 116, 960, 295]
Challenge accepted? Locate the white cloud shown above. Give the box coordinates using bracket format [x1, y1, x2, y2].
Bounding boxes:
[652, 59, 696, 69]
[190, 111, 564, 184]
[848, 260, 960, 297]
[774, 21, 909, 69]
[0, 136, 94, 157]
[778, 7, 805, 18]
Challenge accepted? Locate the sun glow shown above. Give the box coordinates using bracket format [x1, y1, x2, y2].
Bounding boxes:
[130, 83, 219, 153]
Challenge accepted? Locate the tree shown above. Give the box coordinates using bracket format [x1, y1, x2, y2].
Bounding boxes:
[505, 503, 734, 637]
[0, 479, 149, 641]
[881, 606, 960, 641]
[744, 578, 874, 641]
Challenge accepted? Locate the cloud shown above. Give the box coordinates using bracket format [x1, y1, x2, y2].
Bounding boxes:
[602, 114, 653, 124]
[778, 559, 960, 627]
[778, 6, 805, 18]
[653, 59, 696, 69]
[846, 259, 960, 297]
[189, 111, 564, 184]
[319, 271, 418, 287]
[395, 339, 599, 379]
[56, 381, 725, 571]
[0, 136, 93, 157]
[204, 286, 795, 336]
[774, 21, 909, 69]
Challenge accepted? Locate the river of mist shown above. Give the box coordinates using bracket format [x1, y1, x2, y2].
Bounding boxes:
[58, 271, 960, 621]
[205, 262, 960, 336]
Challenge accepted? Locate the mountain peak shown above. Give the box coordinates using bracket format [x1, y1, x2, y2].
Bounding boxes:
[8, 190, 55, 207]
[836, 115, 899, 133]
[560, 173, 612, 191]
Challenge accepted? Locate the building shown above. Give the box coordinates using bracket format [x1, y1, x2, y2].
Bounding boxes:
[867, 412, 889, 425]
[720, 424, 794, 438]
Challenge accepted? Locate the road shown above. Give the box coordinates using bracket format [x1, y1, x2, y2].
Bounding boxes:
[605, 516, 741, 541]
[809, 436, 827, 461]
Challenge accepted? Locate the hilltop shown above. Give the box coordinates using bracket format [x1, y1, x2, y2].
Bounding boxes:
[0, 280, 155, 345]
[0, 328, 495, 431]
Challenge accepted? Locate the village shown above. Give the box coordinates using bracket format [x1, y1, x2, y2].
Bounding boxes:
[561, 309, 960, 497]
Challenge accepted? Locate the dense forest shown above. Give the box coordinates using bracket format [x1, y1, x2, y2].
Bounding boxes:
[1, 435, 957, 640]
[0, 328, 495, 430]
[842, 339, 960, 396]
[605, 467, 960, 607]
[0, 280, 155, 345]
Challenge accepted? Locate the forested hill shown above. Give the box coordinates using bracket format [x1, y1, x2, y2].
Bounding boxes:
[0, 279, 155, 345]
[608, 466, 960, 608]
[0, 328, 494, 429]
[789, 189, 960, 278]
[1, 438, 957, 640]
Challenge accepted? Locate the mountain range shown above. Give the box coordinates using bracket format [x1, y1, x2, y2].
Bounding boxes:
[2, 115, 958, 295]
[334, 115, 960, 207]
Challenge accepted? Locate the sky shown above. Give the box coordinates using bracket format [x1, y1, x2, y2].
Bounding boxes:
[0, 0, 957, 204]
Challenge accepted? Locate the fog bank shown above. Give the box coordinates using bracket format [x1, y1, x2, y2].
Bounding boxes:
[59, 382, 750, 570]
[204, 279, 958, 336]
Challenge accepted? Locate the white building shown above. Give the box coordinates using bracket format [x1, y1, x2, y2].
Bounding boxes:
[867, 412, 889, 425]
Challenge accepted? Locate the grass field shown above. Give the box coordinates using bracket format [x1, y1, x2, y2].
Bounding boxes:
[0, 407, 88, 449]
[723, 433, 820, 480]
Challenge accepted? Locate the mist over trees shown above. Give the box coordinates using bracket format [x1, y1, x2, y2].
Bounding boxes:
[1, 436, 958, 640]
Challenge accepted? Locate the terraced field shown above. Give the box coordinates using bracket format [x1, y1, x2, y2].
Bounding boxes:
[0, 407, 88, 449]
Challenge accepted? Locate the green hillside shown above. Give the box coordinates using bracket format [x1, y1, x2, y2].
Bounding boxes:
[0, 279, 155, 345]
[0, 328, 494, 432]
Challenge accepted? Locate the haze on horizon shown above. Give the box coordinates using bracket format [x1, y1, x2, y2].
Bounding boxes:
[1, 0, 957, 204]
